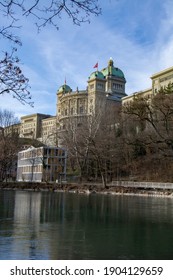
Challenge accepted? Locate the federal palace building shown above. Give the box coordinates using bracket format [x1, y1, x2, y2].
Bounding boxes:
[8, 58, 173, 146]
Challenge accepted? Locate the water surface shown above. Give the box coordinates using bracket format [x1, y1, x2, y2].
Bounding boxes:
[0, 190, 173, 259]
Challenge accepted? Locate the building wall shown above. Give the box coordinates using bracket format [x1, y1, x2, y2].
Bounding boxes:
[151, 66, 173, 94]
[4, 123, 20, 136]
[20, 114, 51, 139]
[122, 88, 152, 106]
[17, 146, 67, 182]
[57, 91, 88, 123]
[17, 147, 43, 182]
[41, 116, 57, 145]
[122, 66, 173, 105]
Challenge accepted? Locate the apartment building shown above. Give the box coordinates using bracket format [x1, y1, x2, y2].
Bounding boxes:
[20, 113, 51, 139]
[4, 123, 21, 136]
[17, 146, 67, 182]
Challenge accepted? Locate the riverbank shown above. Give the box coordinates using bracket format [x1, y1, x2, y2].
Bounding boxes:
[0, 181, 173, 197]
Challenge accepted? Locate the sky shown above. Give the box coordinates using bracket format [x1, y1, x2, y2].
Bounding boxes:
[1, 0, 173, 119]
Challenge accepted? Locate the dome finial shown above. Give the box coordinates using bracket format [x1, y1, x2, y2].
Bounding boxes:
[108, 57, 114, 67]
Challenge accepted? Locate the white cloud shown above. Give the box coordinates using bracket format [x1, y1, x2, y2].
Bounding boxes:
[1, 0, 173, 118]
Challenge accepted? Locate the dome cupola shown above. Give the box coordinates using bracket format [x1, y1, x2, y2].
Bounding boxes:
[58, 84, 72, 94]
[88, 70, 105, 81]
[101, 58, 125, 79]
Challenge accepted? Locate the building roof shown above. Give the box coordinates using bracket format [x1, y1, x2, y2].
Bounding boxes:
[151, 66, 173, 79]
[21, 113, 51, 119]
[88, 71, 105, 80]
[88, 58, 125, 81]
[58, 84, 72, 94]
[101, 58, 125, 79]
[58, 59, 125, 93]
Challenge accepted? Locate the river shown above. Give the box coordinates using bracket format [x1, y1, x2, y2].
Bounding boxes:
[0, 189, 173, 260]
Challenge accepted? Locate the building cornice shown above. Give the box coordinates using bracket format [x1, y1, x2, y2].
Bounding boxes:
[151, 66, 173, 79]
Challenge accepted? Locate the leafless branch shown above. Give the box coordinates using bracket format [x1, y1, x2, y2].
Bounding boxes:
[0, 48, 33, 106]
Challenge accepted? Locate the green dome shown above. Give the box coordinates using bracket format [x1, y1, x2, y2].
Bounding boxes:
[101, 58, 125, 78]
[88, 71, 105, 80]
[58, 84, 72, 94]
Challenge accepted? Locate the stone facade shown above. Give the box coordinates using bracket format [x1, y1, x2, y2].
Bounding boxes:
[16, 58, 127, 145]
[122, 65, 173, 105]
[57, 58, 127, 132]
[41, 116, 57, 145]
[20, 113, 51, 139]
[14, 61, 173, 146]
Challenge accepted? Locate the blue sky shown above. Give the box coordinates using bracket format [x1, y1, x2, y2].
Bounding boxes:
[1, 0, 173, 118]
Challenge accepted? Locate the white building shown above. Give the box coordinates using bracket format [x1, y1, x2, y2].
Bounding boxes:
[17, 146, 67, 182]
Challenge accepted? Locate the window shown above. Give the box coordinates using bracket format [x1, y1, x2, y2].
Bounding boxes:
[113, 83, 117, 89]
[79, 106, 84, 114]
[97, 83, 104, 89]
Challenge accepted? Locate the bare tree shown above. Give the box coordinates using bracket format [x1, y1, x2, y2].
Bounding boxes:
[122, 83, 173, 181]
[123, 83, 173, 154]
[60, 101, 123, 187]
[0, 0, 101, 44]
[87, 104, 124, 187]
[0, 109, 20, 181]
[0, 1, 101, 105]
[59, 116, 89, 178]
[0, 108, 19, 127]
[0, 48, 33, 105]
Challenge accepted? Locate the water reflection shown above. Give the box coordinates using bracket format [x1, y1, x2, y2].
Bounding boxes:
[12, 191, 42, 259]
[0, 190, 173, 259]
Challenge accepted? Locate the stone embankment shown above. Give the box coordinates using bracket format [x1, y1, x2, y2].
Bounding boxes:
[0, 182, 173, 197]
